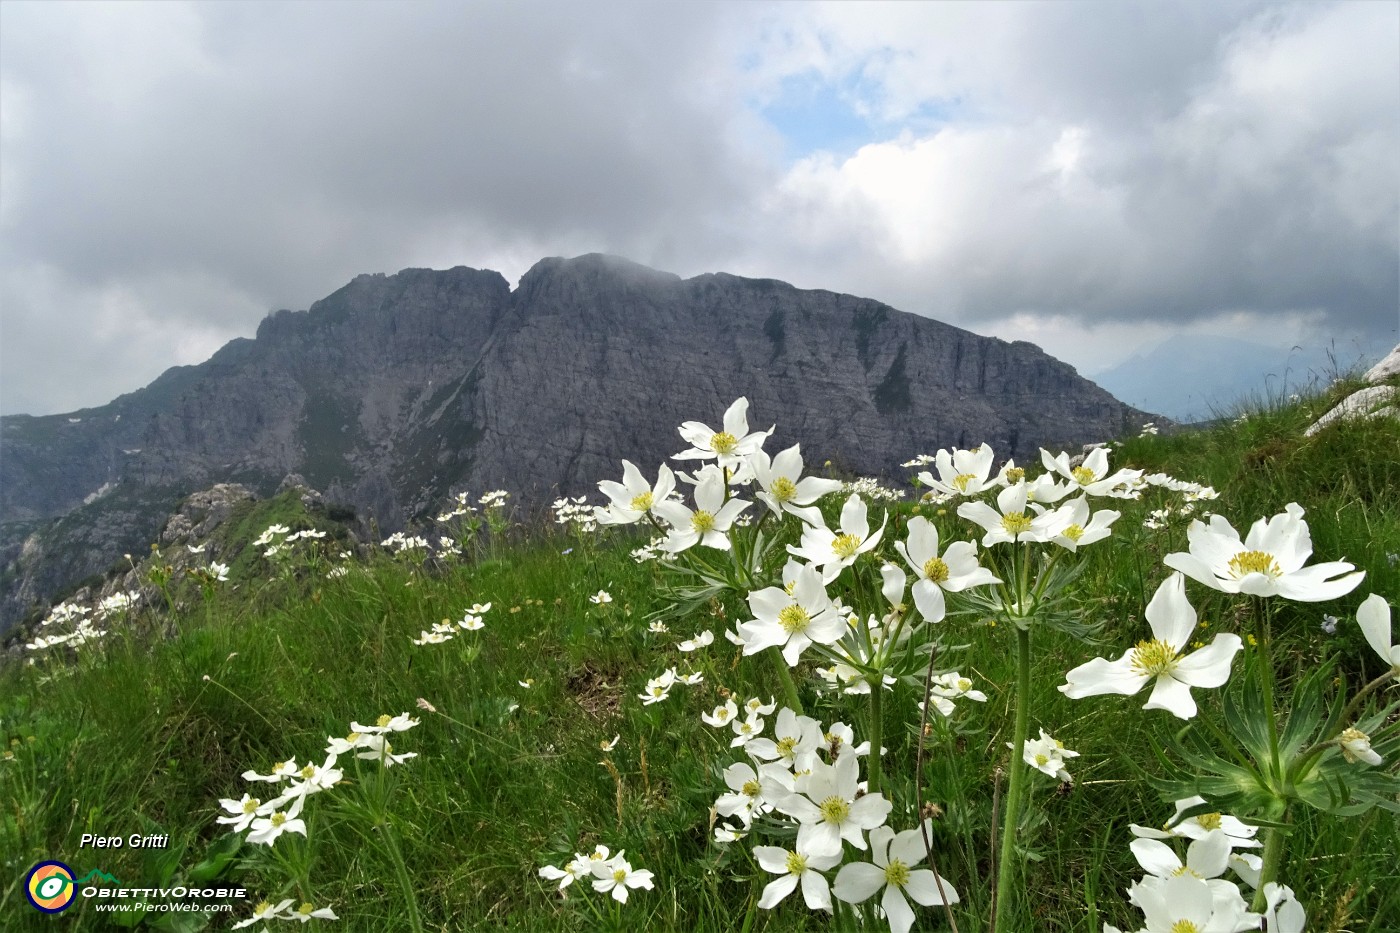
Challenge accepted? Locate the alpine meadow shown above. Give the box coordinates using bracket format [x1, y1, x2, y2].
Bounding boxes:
[3, 369, 1398, 933]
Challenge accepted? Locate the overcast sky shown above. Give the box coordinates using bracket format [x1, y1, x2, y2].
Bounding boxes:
[1, 0, 1396, 416]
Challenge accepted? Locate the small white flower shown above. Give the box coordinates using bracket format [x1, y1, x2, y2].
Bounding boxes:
[589, 855, 654, 903]
[677, 630, 714, 652]
[754, 844, 841, 911]
[246, 809, 306, 846]
[702, 699, 739, 727]
[1338, 727, 1383, 766]
[589, 590, 613, 605]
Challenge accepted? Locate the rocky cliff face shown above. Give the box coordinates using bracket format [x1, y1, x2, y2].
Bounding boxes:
[0, 254, 1153, 634]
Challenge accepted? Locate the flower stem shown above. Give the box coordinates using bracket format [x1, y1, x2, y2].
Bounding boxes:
[380, 815, 424, 933]
[992, 625, 1032, 933]
[867, 681, 884, 796]
[1251, 811, 1290, 912]
[770, 649, 803, 715]
[1252, 597, 1283, 777]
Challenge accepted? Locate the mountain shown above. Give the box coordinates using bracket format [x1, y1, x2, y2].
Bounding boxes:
[1089, 335, 1380, 423]
[0, 253, 1154, 635]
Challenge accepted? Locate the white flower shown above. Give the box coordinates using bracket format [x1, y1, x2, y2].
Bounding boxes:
[325, 730, 375, 756]
[956, 482, 1060, 546]
[746, 707, 824, 768]
[589, 855, 654, 903]
[589, 590, 613, 605]
[916, 445, 997, 498]
[647, 620, 669, 634]
[701, 699, 739, 728]
[1017, 728, 1078, 782]
[894, 516, 1000, 622]
[242, 759, 298, 783]
[739, 563, 846, 666]
[216, 793, 267, 832]
[745, 696, 777, 717]
[716, 760, 788, 827]
[1060, 573, 1243, 720]
[352, 713, 419, 734]
[677, 671, 703, 685]
[754, 845, 841, 911]
[539, 855, 591, 891]
[1163, 503, 1364, 601]
[208, 561, 230, 582]
[246, 809, 306, 846]
[1130, 828, 1231, 883]
[413, 630, 452, 645]
[653, 467, 751, 553]
[773, 752, 892, 858]
[786, 494, 887, 583]
[1041, 447, 1142, 498]
[832, 823, 960, 933]
[596, 460, 676, 525]
[751, 443, 843, 526]
[731, 712, 765, 748]
[1129, 796, 1260, 849]
[459, 613, 485, 631]
[266, 755, 343, 816]
[1357, 593, 1399, 676]
[354, 734, 417, 767]
[1125, 873, 1257, 933]
[233, 899, 296, 928]
[673, 397, 774, 470]
[469, 602, 492, 614]
[677, 630, 714, 652]
[1338, 727, 1383, 766]
[288, 901, 338, 922]
[1043, 495, 1121, 552]
[1262, 882, 1306, 933]
[600, 734, 620, 752]
[639, 668, 678, 705]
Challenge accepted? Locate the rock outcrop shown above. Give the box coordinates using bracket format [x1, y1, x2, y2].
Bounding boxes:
[1305, 344, 1400, 437]
[1, 254, 1155, 634]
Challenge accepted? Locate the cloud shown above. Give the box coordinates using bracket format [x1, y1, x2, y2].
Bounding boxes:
[1, 0, 1395, 415]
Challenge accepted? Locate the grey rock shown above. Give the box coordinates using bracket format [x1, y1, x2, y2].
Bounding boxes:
[1365, 344, 1400, 384]
[1304, 385, 1399, 437]
[1, 254, 1156, 634]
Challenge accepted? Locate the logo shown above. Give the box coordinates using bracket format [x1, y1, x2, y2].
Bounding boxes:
[25, 861, 76, 913]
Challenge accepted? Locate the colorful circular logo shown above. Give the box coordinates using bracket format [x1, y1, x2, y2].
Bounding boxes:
[26, 860, 76, 913]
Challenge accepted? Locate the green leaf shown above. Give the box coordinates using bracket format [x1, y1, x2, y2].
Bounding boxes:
[186, 833, 241, 883]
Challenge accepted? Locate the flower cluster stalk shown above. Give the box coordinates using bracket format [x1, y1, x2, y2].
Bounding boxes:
[992, 625, 1032, 932]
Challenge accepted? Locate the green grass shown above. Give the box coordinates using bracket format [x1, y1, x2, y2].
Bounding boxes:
[2, 378, 1398, 932]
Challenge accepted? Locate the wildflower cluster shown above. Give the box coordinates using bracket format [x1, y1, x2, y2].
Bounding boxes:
[411, 603, 491, 645]
[538, 844, 655, 904]
[221, 713, 418, 929]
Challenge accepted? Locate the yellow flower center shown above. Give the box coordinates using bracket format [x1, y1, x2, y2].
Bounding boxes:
[613, 868, 627, 882]
[1171, 921, 1201, 933]
[1131, 639, 1180, 676]
[778, 605, 811, 635]
[742, 779, 762, 798]
[818, 795, 850, 824]
[1339, 727, 1371, 763]
[630, 491, 654, 512]
[923, 557, 950, 583]
[1171, 866, 1204, 879]
[1071, 466, 1096, 485]
[1035, 753, 1050, 766]
[298, 904, 314, 917]
[771, 476, 798, 502]
[884, 858, 911, 887]
[254, 901, 272, 916]
[270, 813, 287, 827]
[775, 737, 798, 759]
[1001, 512, 1032, 535]
[1197, 813, 1222, 831]
[711, 431, 739, 454]
[301, 765, 316, 779]
[346, 731, 360, 743]
[952, 472, 977, 492]
[715, 708, 731, 722]
[691, 510, 716, 533]
[1062, 524, 1085, 542]
[832, 533, 862, 559]
[242, 798, 260, 814]
[376, 714, 392, 728]
[957, 677, 972, 691]
[1228, 550, 1281, 578]
[785, 851, 808, 875]
[1005, 467, 1025, 483]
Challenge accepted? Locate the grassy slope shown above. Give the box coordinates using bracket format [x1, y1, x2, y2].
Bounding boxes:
[2, 376, 1397, 932]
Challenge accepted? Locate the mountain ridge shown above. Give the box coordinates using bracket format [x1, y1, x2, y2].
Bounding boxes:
[0, 253, 1155, 634]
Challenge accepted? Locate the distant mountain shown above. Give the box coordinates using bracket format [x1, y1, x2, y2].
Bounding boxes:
[0, 254, 1154, 634]
[1089, 335, 1377, 423]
